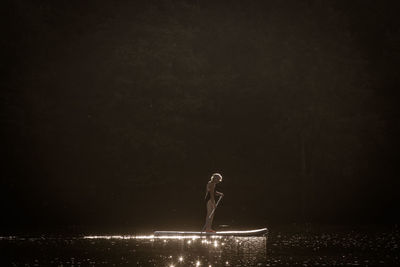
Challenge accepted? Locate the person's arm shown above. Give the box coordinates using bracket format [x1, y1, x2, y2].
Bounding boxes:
[215, 191, 224, 197]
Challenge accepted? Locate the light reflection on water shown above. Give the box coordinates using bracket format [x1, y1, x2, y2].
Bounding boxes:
[83, 234, 267, 266]
[134, 235, 267, 266]
[2, 227, 399, 266]
[82, 234, 268, 265]
[1, 235, 267, 266]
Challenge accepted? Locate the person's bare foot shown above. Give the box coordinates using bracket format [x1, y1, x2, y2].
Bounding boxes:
[205, 229, 216, 233]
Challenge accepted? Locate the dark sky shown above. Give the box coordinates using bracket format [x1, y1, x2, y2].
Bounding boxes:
[2, 0, 400, 234]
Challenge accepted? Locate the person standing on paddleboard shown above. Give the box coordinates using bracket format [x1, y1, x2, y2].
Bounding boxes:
[204, 173, 224, 232]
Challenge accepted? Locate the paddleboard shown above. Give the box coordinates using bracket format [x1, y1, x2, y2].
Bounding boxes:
[154, 227, 268, 237]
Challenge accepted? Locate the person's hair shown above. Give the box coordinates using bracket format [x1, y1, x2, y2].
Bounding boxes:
[210, 173, 223, 182]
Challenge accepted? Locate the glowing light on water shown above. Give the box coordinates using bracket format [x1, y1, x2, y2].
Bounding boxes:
[4, 235, 268, 267]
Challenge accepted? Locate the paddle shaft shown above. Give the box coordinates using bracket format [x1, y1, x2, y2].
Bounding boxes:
[209, 195, 223, 219]
[201, 195, 223, 232]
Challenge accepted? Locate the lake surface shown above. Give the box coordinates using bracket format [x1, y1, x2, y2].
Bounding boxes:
[1, 226, 399, 266]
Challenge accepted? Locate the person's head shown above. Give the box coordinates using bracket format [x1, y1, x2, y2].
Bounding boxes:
[210, 173, 223, 183]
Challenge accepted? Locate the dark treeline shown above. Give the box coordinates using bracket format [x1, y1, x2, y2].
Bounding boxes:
[2, 0, 399, 234]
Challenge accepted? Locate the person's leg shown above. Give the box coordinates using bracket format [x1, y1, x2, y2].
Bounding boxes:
[205, 200, 213, 231]
[209, 208, 215, 230]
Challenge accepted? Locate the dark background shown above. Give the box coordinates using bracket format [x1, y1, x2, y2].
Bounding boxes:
[2, 0, 400, 234]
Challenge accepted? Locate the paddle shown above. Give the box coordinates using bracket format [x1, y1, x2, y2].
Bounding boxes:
[201, 195, 223, 232]
[209, 195, 223, 219]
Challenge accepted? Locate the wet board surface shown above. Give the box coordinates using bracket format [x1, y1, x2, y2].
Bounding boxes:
[154, 228, 268, 236]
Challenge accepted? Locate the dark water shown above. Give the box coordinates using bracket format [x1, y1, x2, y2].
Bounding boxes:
[1, 226, 399, 266]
